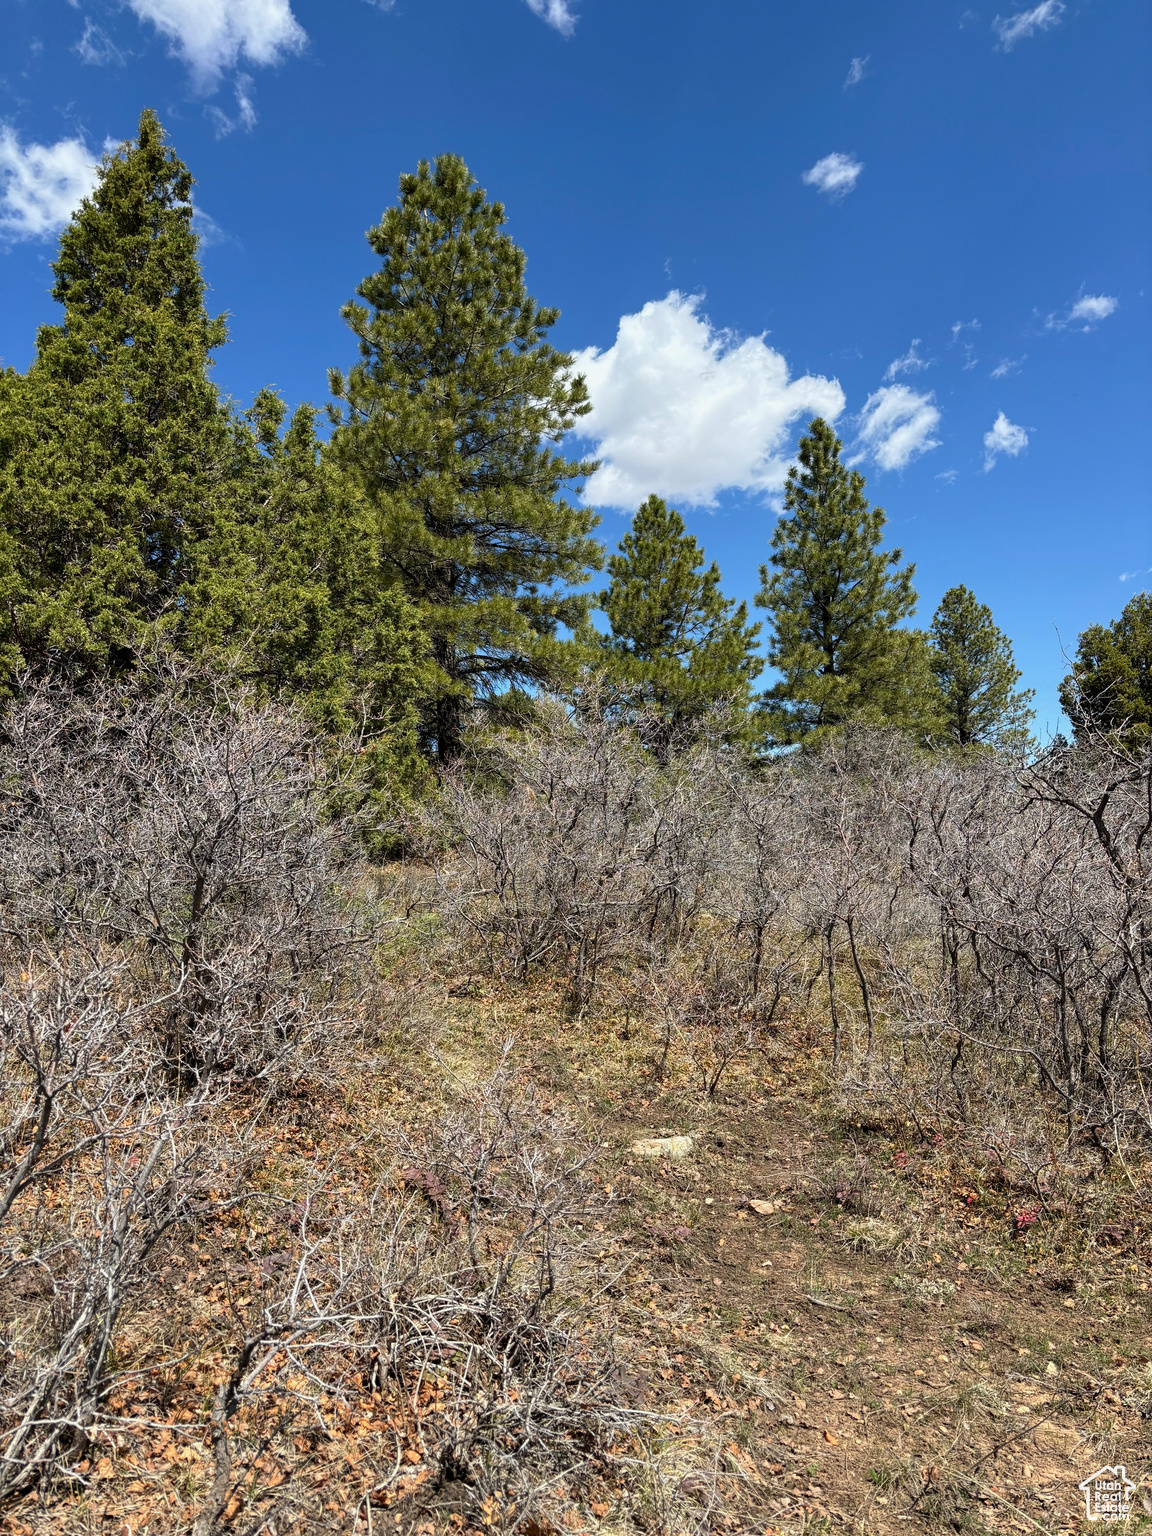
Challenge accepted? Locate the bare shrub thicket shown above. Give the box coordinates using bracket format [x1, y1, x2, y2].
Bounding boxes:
[434, 697, 1152, 1166]
[0, 665, 371, 1500]
[0, 670, 656, 1518]
[190, 1067, 652, 1533]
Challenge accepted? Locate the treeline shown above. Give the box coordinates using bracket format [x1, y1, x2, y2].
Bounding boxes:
[1, 111, 1147, 776]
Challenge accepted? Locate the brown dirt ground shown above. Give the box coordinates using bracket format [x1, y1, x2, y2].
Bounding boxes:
[4, 975, 1149, 1535]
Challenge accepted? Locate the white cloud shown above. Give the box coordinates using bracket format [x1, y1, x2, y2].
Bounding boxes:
[1119, 567, 1152, 584]
[123, 0, 306, 85]
[0, 126, 102, 241]
[208, 74, 259, 134]
[844, 56, 869, 87]
[75, 20, 125, 66]
[572, 291, 845, 509]
[1044, 292, 1119, 330]
[884, 338, 931, 381]
[854, 384, 942, 472]
[802, 152, 863, 201]
[983, 411, 1029, 470]
[990, 355, 1026, 377]
[950, 318, 980, 341]
[1068, 294, 1117, 325]
[523, 0, 577, 33]
[936, 468, 959, 484]
[993, 0, 1065, 49]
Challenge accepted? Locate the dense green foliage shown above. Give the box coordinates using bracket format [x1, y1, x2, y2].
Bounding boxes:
[1059, 590, 1152, 742]
[328, 155, 602, 763]
[595, 495, 762, 745]
[0, 111, 428, 784]
[0, 110, 235, 680]
[754, 419, 939, 745]
[929, 584, 1034, 748]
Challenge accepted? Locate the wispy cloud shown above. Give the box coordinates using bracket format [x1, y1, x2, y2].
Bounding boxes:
[983, 411, 1029, 471]
[936, 468, 959, 484]
[844, 56, 869, 88]
[884, 338, 931, 381]
[990, 355, 1026, 377]
[207, 73, 259, 134]
[523, 0, 577, 33]
[993, 0, 1065, 50]
[123, 0, 306, 87]
[1044, 292, 1118, 331]
[854, 384, 942, 472]
[572, 291, 845, 508]
[75, 20, 125, 66]
[0, 125, 104, 242]
[1119, 567, 1152, 584]
[802, 152, 863, 201]
[950, 317, 980, 370]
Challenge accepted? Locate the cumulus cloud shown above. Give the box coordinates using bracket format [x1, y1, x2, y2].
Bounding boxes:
[802, 152, 863, 201]
[990, 355, 1026, 377]
[0, 126, 102, 241]
[844, 56, 869, 87]
[884, 338, 931, 381]
[983, 411, 1029, 471]
[123, 0, 306, 86]
[572, 291, 845, 509]
[854, 384, 942, 472]
[523, 0, 577, 32]
[993, 0, 1065, 49]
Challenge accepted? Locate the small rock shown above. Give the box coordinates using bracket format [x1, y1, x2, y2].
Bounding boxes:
[630, 1134, 693, 1159]
[1045, 1360, 1059, 1376]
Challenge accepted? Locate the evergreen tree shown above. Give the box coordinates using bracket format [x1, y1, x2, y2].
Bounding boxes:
[929, 584, 1034, 747]
[0, 110, 236, 681]
[597, 495, 762, 744]
[230, 391, 431, 756]
[1059, 591, 1152, 742]
[754, 418, 931, 744]
[328, 154, 602, 764]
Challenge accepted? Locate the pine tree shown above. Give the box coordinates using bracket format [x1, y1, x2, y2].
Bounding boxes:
[597, 495, 762, 745]
[754, 418, 929, 745]
[328, 155, 602, 764]
[230, 390, 431, 769]
[0, 110, 235, 681]
[929, 585, 1034, 747]
[1059, 591, 1152, 742]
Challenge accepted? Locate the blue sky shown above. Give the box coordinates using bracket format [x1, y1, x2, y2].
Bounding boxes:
[1, 0, 1148, 732]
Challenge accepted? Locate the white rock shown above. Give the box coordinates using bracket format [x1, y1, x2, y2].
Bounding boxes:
[630, 1135, 693, 1159]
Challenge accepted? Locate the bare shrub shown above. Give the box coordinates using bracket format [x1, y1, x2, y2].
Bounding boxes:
[189, 1067, 655, 1533]
[0, 955, 232, 1501]
[0, 662, 368, 1084]
[429, 696, 729, 1010]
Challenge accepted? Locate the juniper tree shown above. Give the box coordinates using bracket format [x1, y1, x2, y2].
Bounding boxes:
[328, 155, 602, 763]
[929, 584, 1034, 748]
[597, 495, 762, 746]
[1059, 591, 1152, 742]
[754, 418, 933, 744]
[0, 110, 236, 681]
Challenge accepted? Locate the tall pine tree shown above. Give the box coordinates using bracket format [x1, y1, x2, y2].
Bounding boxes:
[754, 418, 933, 745]
[1059, 591, 1152, 742]
[929, 584, 1034, 747]
[597, 495, 762, 746]
[0, 110, 237, 681]
[328, 155, 602, 763]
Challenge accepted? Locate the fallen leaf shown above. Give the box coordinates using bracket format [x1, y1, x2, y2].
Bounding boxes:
[824, 1430, 838, 1444]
